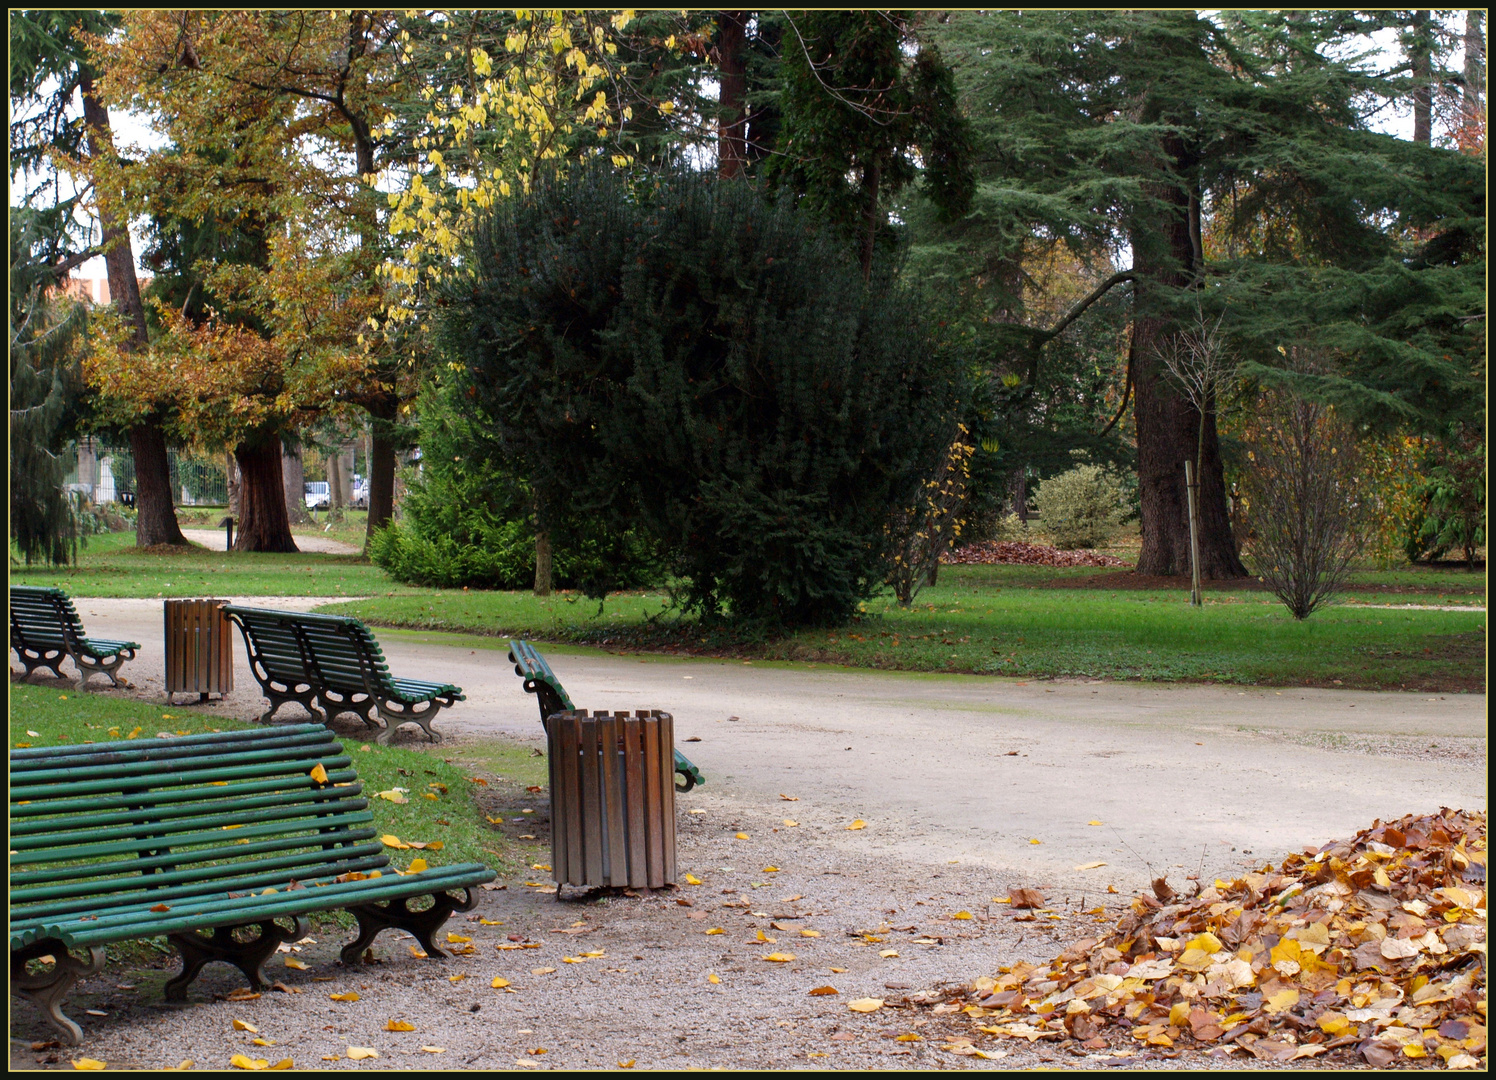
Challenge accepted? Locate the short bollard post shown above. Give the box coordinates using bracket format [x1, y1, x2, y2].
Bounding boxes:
[219, 515, 235, 551]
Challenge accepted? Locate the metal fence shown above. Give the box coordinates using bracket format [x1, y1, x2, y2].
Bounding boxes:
[65, 445, 228, 507]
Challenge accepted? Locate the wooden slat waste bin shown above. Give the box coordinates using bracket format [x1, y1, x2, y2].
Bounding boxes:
[546, 710, 676, 889]
[164, 599, 233, 705]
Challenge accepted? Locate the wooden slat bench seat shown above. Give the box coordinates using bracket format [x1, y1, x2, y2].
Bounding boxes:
[506, 639, 705, 792]
[9, 724, 495, 1044]
[10, 585, 140, 689]
[222, 606, 463, 743]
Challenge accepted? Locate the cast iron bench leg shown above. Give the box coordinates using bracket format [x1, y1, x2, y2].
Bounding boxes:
[11, 939, 107, 1046]
[164, 917, 308, 1001]
[13, 645, 71, 682]
[372, 696, 449, 745]
[72, 647, 135, 690]
[341, 887, 479, 966]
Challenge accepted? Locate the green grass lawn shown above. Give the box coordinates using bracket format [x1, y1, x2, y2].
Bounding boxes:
[8, 682, 548, 879]
[12, 532, 1485, 691]
[10, 531, 399, 598]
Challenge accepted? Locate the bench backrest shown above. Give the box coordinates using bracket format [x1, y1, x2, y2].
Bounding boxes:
[10, 586, 85, 650]
[9, 724, 384, 945]
[509, 639, 575, 710]
[223, 606, 393, 696]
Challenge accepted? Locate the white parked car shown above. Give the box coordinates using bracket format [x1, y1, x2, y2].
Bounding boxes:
[304, 481, 331, 510]
[351, 475, 369, 509]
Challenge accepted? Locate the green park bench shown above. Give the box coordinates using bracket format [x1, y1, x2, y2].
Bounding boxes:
[506, 638, 705, 792]
[223, 606, 464, 744]
[10, 585, 141, 690]
[9, 724, 495, 1044]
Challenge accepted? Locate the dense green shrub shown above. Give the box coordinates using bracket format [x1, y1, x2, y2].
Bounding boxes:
[435, 165, 961, 626]
[1034, 463, 1129, 549]
[368, 384, 661, 594]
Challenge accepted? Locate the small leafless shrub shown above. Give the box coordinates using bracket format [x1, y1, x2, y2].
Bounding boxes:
[1241, 392, 1368, 620]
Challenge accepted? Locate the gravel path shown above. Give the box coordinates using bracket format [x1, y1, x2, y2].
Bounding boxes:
[179, 528, 361, 555]
[9, 598, 1487, 1069]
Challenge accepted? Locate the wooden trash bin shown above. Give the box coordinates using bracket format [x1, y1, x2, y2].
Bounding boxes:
[546, 709, 677, 889]
[164, 598, 234, 705]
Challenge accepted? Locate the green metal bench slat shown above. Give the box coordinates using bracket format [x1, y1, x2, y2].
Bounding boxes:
[12, 743, 347, 785]
[10, 772, 362, 822]
[37, 865, 495, 950]
[10, 824, 380, 888]
[10, 786, 367, 846]
[12, 755, 359, 800]
[9, 724, 336, 766]
[11, 843, 387, 910]
[11, 797, 374, 858]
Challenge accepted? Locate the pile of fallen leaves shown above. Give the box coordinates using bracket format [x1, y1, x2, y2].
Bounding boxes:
[944, 808, 1486, 1066]
[943, 541, 1126, 568]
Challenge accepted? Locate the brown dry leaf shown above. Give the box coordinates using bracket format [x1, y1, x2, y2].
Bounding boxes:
[1008, 888, 1045, 909]
[780, 794, 799, 801]
[226, 989, 261, 1002]
[150, 903, 171, 912]
[808, 986, 839, 996]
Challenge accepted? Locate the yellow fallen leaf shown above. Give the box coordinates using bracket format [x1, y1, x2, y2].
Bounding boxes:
[848, 998, 885, 1012]
[800, 929, 821, 937]
[708, 974, 721, 984]
[952, 911, 973, 920]
[1073, 861, 1108, 870]
[1403, 1044, 1427, 1059]
[780, 794, 799, 801]
[735, 832, 749, 840]
[1029, 838, 1042, 845]
[309, 763, 328, 783]
[422, 793, 439, 800]
[410, 946, 429, 959]
[230, 1055, 269, 1070]
[618, 1061, 635, 1068]
[487, 816, 504, 824]
[420, 1047, 446, 1054]
[387, 1020, 416, 1032]
[268, 1062, 292, 1072]
[705, 927, 724, 935]
[830, 967, 847, 973]
[72, 1061, 107, 1071]
[329, 992, 360, 1002]
[381, 834, 410, 849]
[233, 1019, 259, 1033]
[847, 820, 866, 830]
[879, 949, 899, 958]
[447, 933, 472, 944]
[808, 986, 838, 996]
[479, 918, 504, 926]
[448, 974, 465, 983]
[762, 953, 796, 962]
[1317, 1012, 1350, 1036]
[252, 1039, 275, 1047]
[407, 858, 429, 873]
[1263, 988, 1300, 1014]
[491, 978, 510, 989]
[376, 789, 409, 804]
[284, 957, 308, 970]
[896, 1034, 921, 1042]
[128, 727, 142, 739]
[346, 1047, 378, 1060]
[685, 874, 702, 885]
[171, 1062, 195, 1071]
[531, 967, 556, 975]
[762, 866, 780, 873]
[1088, 820, 1103, 826]
[783, 819, 799, 827]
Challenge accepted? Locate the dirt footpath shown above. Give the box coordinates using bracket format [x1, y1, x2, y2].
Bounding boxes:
[9, 598, 1486, 1069]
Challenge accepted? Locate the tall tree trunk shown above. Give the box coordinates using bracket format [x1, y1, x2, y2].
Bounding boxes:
[534, 529, 553, 596]
[80, 68, 186, 548]
[1465, 10, 1485, 122]
[717, 11, 749, 178]
[281, 443, 311, 524]
[860, 161, 881, 280]
[233, 438, 298, 552]
[1131, 155, 1246, 580]
[1412, 11, 1433, 146]
[364, 395, 399, 548]
[128, 425, 187, 548]
[328, 441, 347, 513]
